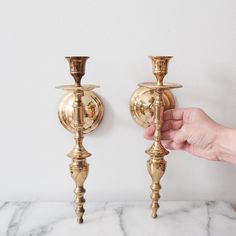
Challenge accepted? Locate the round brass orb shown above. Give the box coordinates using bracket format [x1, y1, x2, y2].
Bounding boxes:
[58, 91, 104, 134]
[130, 87, 175, 128]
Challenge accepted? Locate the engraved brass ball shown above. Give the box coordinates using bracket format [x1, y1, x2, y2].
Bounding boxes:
[130, 87, 175, 128]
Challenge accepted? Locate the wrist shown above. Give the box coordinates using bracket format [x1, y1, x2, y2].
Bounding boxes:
[214, 125, 236, 165]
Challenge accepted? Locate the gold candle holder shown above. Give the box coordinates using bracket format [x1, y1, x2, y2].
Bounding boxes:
[56, 56, 104, 224]
[130, 56, 182, 218]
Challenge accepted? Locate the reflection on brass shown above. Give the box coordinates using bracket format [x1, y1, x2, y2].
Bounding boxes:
[130, 56, 182, 218]
[57, 56, 104, 224]
[130, 88, 175, 128]
[65, 56, 89, 86]
[58, 91, 103, 134]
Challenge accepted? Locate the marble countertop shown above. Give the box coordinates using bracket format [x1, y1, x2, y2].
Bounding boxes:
[0, 201, 235, 236]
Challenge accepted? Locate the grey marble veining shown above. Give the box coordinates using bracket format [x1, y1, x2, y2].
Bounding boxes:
[0, 201, 235, 236]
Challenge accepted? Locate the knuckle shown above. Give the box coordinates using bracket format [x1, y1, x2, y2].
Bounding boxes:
[193, 107, 203, 114]
[181, 125, 188, 134]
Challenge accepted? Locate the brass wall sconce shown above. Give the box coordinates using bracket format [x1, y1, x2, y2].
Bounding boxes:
[57, 56, 104, 224]
[130, 56, 182, 218]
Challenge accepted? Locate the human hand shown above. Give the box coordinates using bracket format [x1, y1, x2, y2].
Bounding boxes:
[144, 108, 222, 161]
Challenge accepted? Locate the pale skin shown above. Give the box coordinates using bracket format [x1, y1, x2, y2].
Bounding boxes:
[145, 108, 236, 165]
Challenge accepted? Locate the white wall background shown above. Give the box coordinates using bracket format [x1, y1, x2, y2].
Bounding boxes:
[0, 0, 236, 207]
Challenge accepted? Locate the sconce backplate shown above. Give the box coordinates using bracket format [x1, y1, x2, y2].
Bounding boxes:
[58, 91, 104, 134]
[130, 87, 175, 128]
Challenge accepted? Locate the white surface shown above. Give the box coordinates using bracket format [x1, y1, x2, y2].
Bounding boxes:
[0, 201, 236, 236]
[0, 0, 236, 205]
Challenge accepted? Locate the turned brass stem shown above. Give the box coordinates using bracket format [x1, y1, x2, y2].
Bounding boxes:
[57, 56, 104, 224]
[64, 57, 91, 223]
[130, 56, 182, 219]
[146, 88, 168, 218]
[145, 57, 172, 218]
[68, 89, 91, 224]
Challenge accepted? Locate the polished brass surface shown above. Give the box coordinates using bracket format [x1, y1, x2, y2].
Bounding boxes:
[66, 56, 89, 86]
[58, 91, 104, 134]
[57, 56, 104, 224]
[130, 88, 175, 128]
[130, 56, 182, 218]
[139, 81, 182, 90]
[150, 56, 172, 86]
[56, 84, 99, 91]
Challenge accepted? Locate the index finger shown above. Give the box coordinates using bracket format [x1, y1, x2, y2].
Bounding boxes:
[164, 108, 187, 121]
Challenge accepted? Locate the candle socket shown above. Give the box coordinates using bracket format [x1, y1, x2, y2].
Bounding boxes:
[130, 56, 182, 218]
[56, 56, 104, 224]
[66, 56, 89, 86]
[150, 56, 172, 86]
